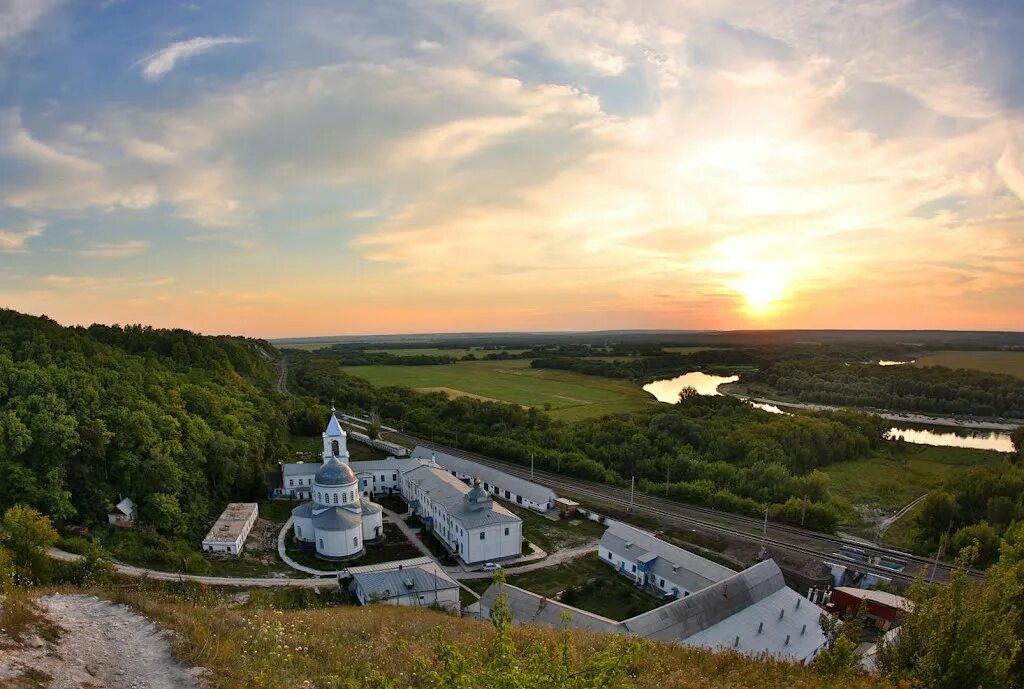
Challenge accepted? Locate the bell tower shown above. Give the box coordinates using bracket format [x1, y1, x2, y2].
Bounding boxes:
[322, 406, 350, 463]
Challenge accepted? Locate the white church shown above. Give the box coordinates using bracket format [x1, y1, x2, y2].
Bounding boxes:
[290, 410, 385, 560]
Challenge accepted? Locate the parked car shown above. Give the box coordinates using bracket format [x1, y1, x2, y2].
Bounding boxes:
[482, 562, 501, 572]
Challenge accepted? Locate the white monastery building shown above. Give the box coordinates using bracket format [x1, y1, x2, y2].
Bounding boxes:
[290, 411, 384, 560]
[402, 459, 522, 565]
[411, 447, 556, 513]
[202, 502, 258, 556]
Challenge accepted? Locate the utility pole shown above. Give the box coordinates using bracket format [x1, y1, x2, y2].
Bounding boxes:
[629, 475, 635, 512]
[530, 453, 535, 481]
[665, 465, 670, 497]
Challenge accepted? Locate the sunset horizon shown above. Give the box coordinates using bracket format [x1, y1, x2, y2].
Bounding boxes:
[2, 1, 1023, 337]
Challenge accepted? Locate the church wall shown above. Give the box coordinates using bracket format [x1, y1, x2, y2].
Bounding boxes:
[463, 520, 521, 564]
[361, 511, 383, 541]
[293, 515, 314, 543]
[316, 525, 363, 558]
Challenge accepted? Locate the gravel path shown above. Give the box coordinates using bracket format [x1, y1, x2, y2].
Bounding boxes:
[37, 593, 200, 689]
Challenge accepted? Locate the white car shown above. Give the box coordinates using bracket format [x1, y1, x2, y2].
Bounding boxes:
[482, 562, 501, 572]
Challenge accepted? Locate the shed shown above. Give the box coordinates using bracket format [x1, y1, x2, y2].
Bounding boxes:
[107, 497, 137, 528]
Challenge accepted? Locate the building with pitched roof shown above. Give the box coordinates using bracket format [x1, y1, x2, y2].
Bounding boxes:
[402, 460, 522, 564]
[411, 447, 556, 512]
[599, 521, 736, 597]
[202, 502, 258, 556]
[480, 558, 827, 663]
[349, 557, 460, 611]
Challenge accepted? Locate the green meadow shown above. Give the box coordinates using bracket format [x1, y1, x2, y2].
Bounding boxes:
[913, 350, 1024, 379]
[341, 358, 659, 420]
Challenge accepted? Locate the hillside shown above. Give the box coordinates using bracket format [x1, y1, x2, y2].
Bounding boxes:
[0, 309, 289, 539]
[2, 582, 892, 689]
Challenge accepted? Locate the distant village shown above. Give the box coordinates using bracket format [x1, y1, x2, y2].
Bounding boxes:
[110, 409, 909, 666]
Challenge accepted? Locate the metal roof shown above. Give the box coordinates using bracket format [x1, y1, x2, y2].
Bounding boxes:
[314, 457, 357, 486]
[282, 462, 319, 477]
[351, 563, 460, 601]
[600, 522, 735, 592]
[481, 559, 826, 663]
[112, 497, 135, 516]
[411, 447, 556, 506]
[311, 505, 362, 532]
[404, 464, 520, 528]
[325, 413, 345, 437]
[834, 587, 913, 611]
[350, 458, 424, 474]
[480, 583, 619, 634]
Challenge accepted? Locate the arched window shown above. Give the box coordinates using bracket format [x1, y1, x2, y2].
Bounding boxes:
[331, 439, 340, 456]
[342, 492, 347, 504]
[333, 493, 338, 504]
[353, 536, 359, 547]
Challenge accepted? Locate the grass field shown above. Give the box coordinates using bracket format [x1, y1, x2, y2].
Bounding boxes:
[662, 346, 713, 354]
[501, 503, 607, 551]
[825, 444, 1004, 536]
[464, 552, 663, 620]
[913, 350, 1024, 379]
[287, 433, 389, 461]
[342, 359, 658, 420]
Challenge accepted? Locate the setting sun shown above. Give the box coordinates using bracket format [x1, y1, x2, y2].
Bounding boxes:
[733, 263, 790, 316]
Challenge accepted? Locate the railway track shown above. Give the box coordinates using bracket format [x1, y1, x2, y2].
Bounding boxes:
[340, 415, 975, 583]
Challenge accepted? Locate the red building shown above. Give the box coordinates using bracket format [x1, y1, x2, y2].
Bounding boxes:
[828, 587, 912, 630]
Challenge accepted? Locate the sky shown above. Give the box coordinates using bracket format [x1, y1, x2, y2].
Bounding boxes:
[0, 0, 1022, 338]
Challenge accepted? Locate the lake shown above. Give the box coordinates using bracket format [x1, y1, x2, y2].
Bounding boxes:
[643, 372, 1014, 452]
[642, 372, 738, 402]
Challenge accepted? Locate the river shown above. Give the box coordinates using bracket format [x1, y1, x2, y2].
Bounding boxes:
[642, 372, 1015, 452]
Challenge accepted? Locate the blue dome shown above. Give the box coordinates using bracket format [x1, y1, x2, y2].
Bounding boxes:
[314, 457, 356, 486]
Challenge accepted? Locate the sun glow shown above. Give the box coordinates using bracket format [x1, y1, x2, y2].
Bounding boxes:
[732, 263, 790, 316]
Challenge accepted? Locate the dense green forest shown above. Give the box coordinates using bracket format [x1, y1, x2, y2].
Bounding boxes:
[0, 310, 289, 544]
[290, 352, 892, 531]
[746, 360, 1024, 418]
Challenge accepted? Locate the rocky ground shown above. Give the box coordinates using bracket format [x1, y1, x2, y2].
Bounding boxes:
[0, 593, 203, 689]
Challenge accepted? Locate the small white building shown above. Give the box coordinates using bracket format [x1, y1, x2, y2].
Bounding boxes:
[353, 458, 423, 499]
[202, 502, 259, 556]
[349, 558, 460, 612]
[107, 497, 136, 528]
[411, 447, 556, 513]
[402, 462, 522, 565]
[290, 410, 385, 560]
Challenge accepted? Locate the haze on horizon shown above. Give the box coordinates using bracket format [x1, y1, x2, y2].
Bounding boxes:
[1, 0, 1022, 339]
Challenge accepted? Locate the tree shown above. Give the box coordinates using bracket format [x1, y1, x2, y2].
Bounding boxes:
[878, 546, 1019, 689]
[950, 522, 1002, 568]
[1012, 425, 1024, 463]
[0, 505, 58, 584]
[143, 493, 188, 536]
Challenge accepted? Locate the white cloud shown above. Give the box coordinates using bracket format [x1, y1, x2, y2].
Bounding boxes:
[138, 36, 250, 81]
[77, 240, 150, 258]
[0, 219, 43, 252]
[0, 0, 59, 42]
[997, 143, 1024, 204]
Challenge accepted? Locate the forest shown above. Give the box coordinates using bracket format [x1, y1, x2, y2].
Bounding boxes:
[0, 309, 290, 550]
[746, 360, 1024, 418]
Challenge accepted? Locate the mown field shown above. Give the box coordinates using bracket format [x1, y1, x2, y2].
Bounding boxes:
[341, 359, 659, 420]
[913, 350, 1024, 379]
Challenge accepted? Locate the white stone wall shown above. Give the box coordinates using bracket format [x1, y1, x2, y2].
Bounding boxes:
[361, 510, 383, 542]
[293, 515, 314, 543]
[316, 525, 362, 558]
[464, 521, 521, 564]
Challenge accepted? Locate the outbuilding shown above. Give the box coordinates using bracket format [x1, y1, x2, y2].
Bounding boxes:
[201, 503, 259, 556]
[107, 497, 136, 528]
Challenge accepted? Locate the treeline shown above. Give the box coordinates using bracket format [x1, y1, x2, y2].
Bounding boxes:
[746, 360, 1024, 418]
[912, 438, 1023, 567]
[531, 349, 764, 382]
[291, 354, 891, 531]
[0, 309, 288, 539]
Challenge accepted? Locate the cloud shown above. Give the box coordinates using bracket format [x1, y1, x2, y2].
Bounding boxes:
[77, 240, 150, 258]
[997, 143, 1024, 203]
[138, 36, 250, 81]
[41, 274, 174, 289]
[0, 219, 43, 252]
[0, 0, 59, 43]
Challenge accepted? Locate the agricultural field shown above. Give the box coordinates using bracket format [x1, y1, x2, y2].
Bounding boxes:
[341, 359, 659, 420]
[913, 350, 1024, 379]
[824, 444, 1003, 537]
[366, 347, 527, 357]
[662, 346, 713, 354]
[464, 552, 663, 620]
